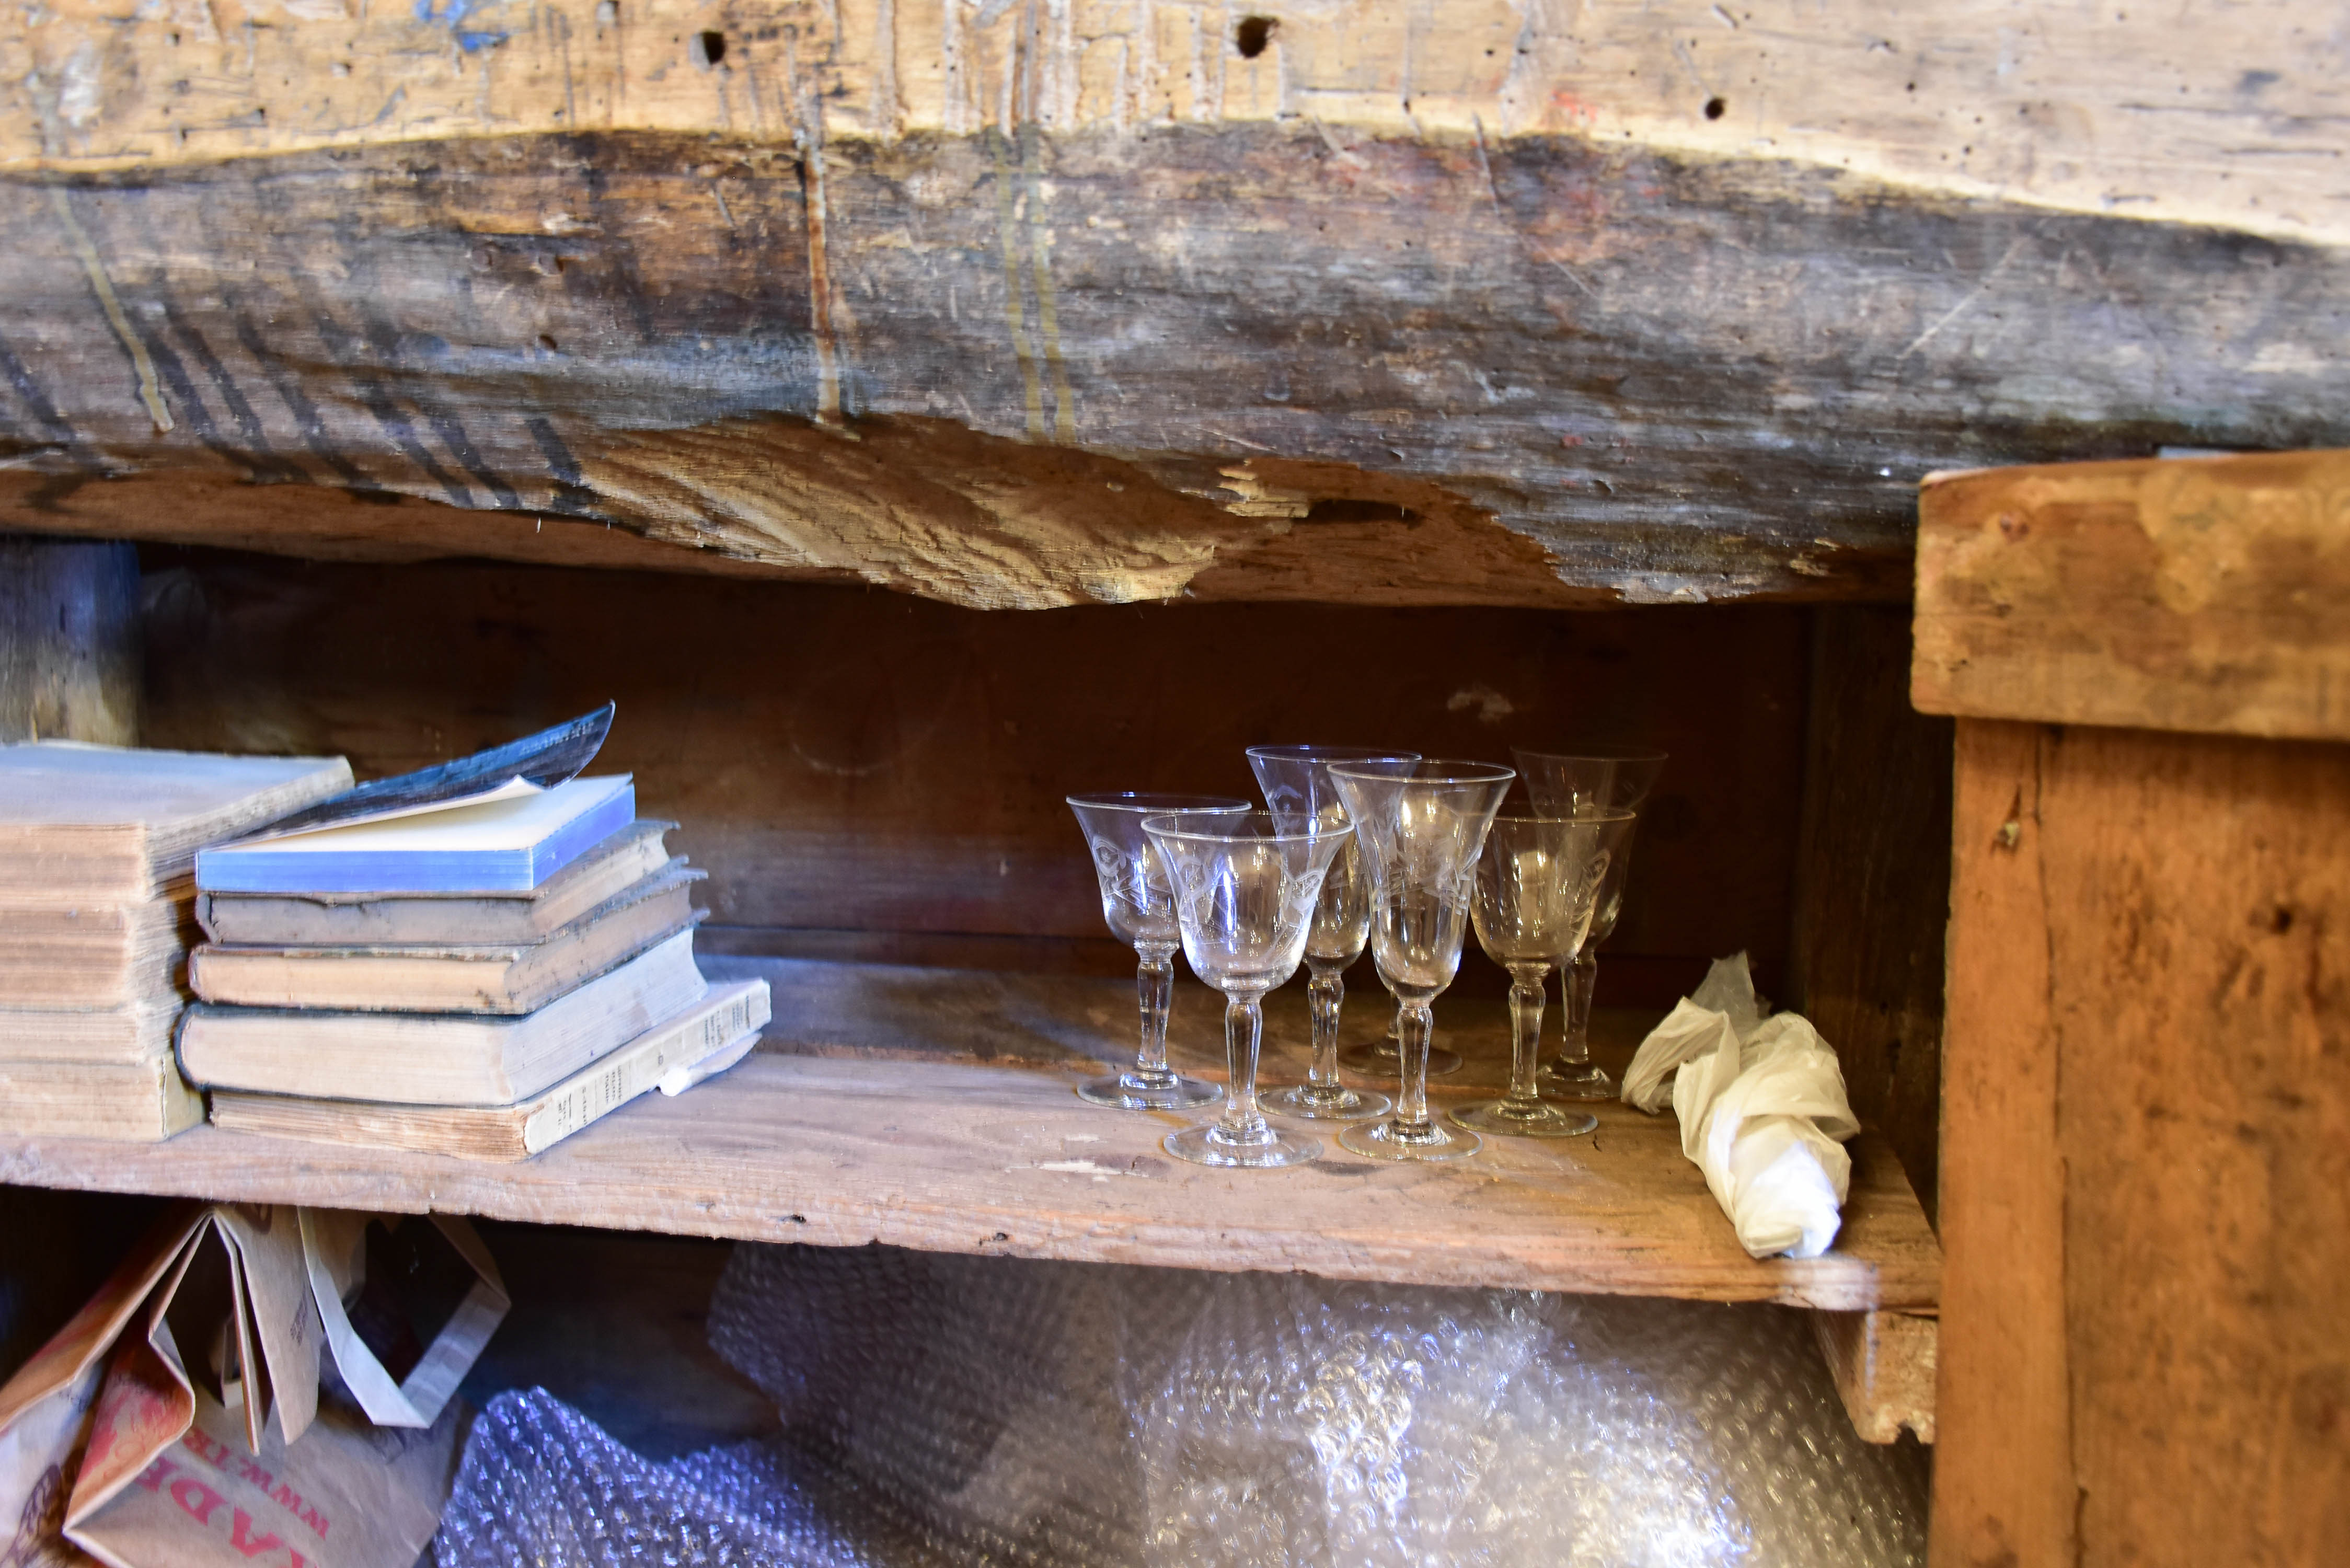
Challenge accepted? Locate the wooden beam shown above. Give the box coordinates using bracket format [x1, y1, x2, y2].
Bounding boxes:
[1914, 450, 2350, 742]
[1932, 718, 2350, 1564]
[6, 130, 2348, 608]
[0, 536, 138, 744]
[6, 0, 2342, 249]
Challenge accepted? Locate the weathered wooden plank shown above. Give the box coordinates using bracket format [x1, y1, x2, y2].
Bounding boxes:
[0, 956, 1943, 1311]
[0, 536, 139, 744]
[1812, 1308, 1936, 1446]
[1933, 719, 2350, 1565]
[1915, 450, 2350, 741]
[6, 0, 2343, 250]
[1790, 605, 1951, 1219]
[135, 552, 1806, 1005]
[5, 126, 2349, 607]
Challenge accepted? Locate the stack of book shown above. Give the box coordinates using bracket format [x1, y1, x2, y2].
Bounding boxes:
[184, 772, 770, 1160]
[0, 742, 353, 1140]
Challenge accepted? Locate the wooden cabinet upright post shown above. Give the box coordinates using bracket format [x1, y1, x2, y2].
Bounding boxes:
[1916, 451, 2350, 1566]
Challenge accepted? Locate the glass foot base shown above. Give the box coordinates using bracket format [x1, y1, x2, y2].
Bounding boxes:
[1337, 1043, 1463, 1077]
[1264, 1083, 1391, 1121]
[1538, 1059, 1617, 1101]
[1338, 1116, 1480, 1162]
[1450, 1098, 1597, 1138]
[1078, 1073, 1220, 1112]
[1165, 1122, 1320, 1169]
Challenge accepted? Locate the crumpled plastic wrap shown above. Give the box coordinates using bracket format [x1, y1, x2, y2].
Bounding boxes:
[1623, 953, 1862, 1260]
[437, 1242, 1925, 1567]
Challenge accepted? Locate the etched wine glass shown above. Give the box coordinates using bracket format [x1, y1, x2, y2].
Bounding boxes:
[1327, 760, 1514, 1161]
[1511, 748, 1668, 1100]
[1066, 791, 1251, 1110]
[1142, 810, 1352, 1168]
[1453, 810, 1635, 1137]
[1245, 744, 1419, 1120]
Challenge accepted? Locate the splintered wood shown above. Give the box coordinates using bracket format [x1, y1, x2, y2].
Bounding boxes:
[0, 960, 1942, 1314]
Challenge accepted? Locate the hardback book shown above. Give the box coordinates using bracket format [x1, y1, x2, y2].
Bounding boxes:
[0, 743, 352, 899]
[195, 775, 636, 896]
[198, 820, 676, 946]
[0, 893, 194, 1011]
[189, 864, 706, 1014]
[208, 978, 771, 1160]
[177, 928, 707, 1104]
[0, 1055, 205, 1142]
[0, 997, 185, 1064]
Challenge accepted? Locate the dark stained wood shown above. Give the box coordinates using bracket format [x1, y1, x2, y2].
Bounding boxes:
[1915, 449, 2350, 742]
[0, 957, 1941, 1312]
[6, 130, 2348, 607]
[0, 536, 139, 744]
[134, 550, 1805, 1006]
[1933, 719, 2350, 1566]
[1789, 605, 1952, 1221]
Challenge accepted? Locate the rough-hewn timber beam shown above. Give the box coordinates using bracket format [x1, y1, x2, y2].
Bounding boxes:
[3, 2, 2348, 608]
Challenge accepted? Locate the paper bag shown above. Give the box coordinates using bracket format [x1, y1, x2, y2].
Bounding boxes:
[298, 1214, 506, 1431]
[0, 1204, 483, 1568]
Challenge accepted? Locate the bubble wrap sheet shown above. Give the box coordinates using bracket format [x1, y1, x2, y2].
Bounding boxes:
[438, 1244, 1926, 1568]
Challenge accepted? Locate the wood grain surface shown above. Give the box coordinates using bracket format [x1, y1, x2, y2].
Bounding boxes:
[5, 121, 2348, 609]
[0, 538, 139, 745]
[1790, 605, 1951, 1219]
[135, 554, 1806, 1006]
[6, 0, 2341, 249]
[1933, 719, 2350, 1566]
[1915, 449, 2350, 742]
[0, 956, 1941, 1311]
[1812, 1308, 1936, 1446]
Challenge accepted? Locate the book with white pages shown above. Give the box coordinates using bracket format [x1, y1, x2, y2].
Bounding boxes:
[195, 775, 635, 895]
[190, 863, 706, 1013]
[0, 743, 351, 898]
[0, 1055, 205, 1141]
[197, 821, 677, 946]
[208, 978, 770, 1160]
[176, 927, 708, 1104]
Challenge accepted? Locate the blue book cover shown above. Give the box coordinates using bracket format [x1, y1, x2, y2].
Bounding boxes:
[196, 776, 636, 895]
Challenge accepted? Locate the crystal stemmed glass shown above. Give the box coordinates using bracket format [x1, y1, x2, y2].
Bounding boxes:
[1511, 748, 1668, 1100]
[1141, 811, 1352, 1168]
[1453, 810, 1635, 1138]
[1327, 760, 1515, 1161]
[1246, 745, 1419, 1120]
[1066, 792, 1252, 1110]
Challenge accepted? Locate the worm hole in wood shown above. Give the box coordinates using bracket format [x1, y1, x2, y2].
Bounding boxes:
[1235, 17, 1276, 58]
[692, 30, 727, 68]
[1704, 96, 1727, 120]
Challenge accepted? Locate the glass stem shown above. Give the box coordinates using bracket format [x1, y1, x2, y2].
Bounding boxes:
[1220, 993, 1270, 1143]
[1396, 1000, 1436, 1134]
[1560, 950, 1597, 1069]
[1306, 962, 1345, 1089]
[1506, 965, 1549, 1106]
[1132, 943, 1177, 1086]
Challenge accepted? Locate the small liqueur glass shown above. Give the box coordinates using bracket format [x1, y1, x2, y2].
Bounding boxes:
[1142, 811, 1352, 1169]
[1452, 810, 1635, 1138]
[1327, 760, 1515, 1162]
[1511, 748, 1669, 1101]
[1066, 791, 1251, 1110]
[1246, 744, 1420, 1120]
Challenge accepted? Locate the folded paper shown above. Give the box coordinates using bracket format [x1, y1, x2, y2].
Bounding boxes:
[1622, 954, 1860, 1260]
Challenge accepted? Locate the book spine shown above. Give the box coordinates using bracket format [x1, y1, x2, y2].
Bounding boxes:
[521, 986, 767, 1152]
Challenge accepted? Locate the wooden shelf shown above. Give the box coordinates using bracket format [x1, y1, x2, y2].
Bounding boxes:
[0, 958, 1940, 1314]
